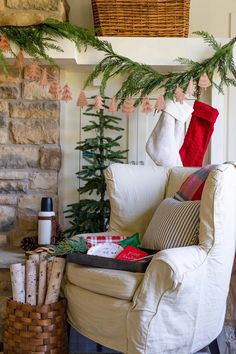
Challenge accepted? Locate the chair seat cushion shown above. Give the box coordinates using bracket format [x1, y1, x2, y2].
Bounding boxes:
[66, 263, 144, 300]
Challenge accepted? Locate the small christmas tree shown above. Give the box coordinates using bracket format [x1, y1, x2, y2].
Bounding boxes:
[65, 97, 128, 236]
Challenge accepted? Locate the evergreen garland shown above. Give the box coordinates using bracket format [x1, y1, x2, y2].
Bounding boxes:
[0, 20, 235, 102]
[84, 31, 236, 104]
[0, 19, 112, 73]
[64, 98, 127, 237]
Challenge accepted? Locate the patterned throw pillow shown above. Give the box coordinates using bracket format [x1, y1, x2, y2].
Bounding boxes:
[142, 198, 200, 250]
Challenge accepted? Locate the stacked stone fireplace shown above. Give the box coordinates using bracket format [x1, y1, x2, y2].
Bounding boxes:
[0, 0, 70, 340]
[0, 64, 62, 340]
[0, 66, 61, 248]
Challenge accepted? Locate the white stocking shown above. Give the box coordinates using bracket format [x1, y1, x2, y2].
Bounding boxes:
[146, 100, 193, 167]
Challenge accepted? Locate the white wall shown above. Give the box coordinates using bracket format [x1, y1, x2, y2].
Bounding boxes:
[60, 0, 236, 228]
[67, 0, 236, 37]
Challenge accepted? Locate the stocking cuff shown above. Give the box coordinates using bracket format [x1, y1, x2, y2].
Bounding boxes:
[193, 100, 219, 123]
[164, 99, 194, 123]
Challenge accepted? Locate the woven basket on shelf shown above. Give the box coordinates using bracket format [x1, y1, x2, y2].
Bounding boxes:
[92, 0, 190, 37]
[3, 298, 68, 354]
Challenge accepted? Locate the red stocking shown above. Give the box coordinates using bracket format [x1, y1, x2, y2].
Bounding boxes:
[179, 100, 219, 167]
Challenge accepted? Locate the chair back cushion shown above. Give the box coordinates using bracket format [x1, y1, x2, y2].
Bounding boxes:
[165, 166, 198, 197]
[105, 163, 170, 237]
[142, 198, 200, 250]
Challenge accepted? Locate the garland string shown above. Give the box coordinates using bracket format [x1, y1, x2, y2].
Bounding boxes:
[0, 20, 235, 104]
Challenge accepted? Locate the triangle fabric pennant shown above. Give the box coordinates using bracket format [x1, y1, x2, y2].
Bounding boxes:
[27, 60, 41, 81]
[62, 83, 72, 102]
[122, 98, 135, 117]
[76, 90, 88, 108]
[175, 85, 185, 104]
[108, 97, 117, 114]
[198, 73, 211, 90]
[40, 68, 48, 88]
[14, 49, 25, 69]
[155, 95, 166, 111]
[94, 95, 104, 112]
[141, 96, 153, 114]
[186, 77, 195, 96]
[49, 79, 62, 100]
[0, 34, 10, 52]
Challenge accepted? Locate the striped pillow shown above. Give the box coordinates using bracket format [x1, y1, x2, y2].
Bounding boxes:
[142, 198, 200, 250]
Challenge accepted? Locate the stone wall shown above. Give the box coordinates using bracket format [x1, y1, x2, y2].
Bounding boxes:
[0, 66, 61, 247]
[0, 0, 66, 341]
[0, 0, 69, 26]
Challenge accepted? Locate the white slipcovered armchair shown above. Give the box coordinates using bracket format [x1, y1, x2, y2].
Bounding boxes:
[64, 163, 236, 354]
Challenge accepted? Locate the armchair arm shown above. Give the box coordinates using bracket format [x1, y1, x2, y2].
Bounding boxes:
[154, 245, 207, 282]
[133, 246, 206, 311]
[127, 246, 209, 354]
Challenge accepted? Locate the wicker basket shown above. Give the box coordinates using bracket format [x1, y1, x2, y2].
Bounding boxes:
[3, 298, 68, 354]
[92, 0, 190, 37]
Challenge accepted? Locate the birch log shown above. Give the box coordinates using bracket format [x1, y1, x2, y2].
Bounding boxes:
[38, 252, 47, 306]
[45, 257, 65, 305]
[29, 253, 40, 274]
[10, 263, 25, 303]
[29, 253, 40, 304]
[26, 259, 37, 305]
[47, 258, 54, 285]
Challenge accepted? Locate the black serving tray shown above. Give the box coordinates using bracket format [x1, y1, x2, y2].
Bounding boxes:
[66, 248, 158, 273]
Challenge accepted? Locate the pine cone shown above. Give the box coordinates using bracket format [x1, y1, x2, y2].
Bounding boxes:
[51, 220, 65, 245]
[20, 236, 38, 251]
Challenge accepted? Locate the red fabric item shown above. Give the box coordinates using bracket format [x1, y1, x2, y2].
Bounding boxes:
[174, 164, 216, 201]
[115, 246, 148, 261]
[179, 101, 219, 167]
[85, 235, 127, 249]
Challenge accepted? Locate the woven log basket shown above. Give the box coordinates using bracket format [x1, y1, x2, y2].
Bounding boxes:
[3, 298, 68, 354]
[92, 0, 190, 37]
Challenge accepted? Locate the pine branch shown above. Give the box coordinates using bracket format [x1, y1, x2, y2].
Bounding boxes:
[49, 237, 88, 257]
[193, 31, 221, 51]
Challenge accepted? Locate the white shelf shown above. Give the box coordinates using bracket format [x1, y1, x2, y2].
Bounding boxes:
[74, 37, 231, 68]
[8, 37, 232, 68]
